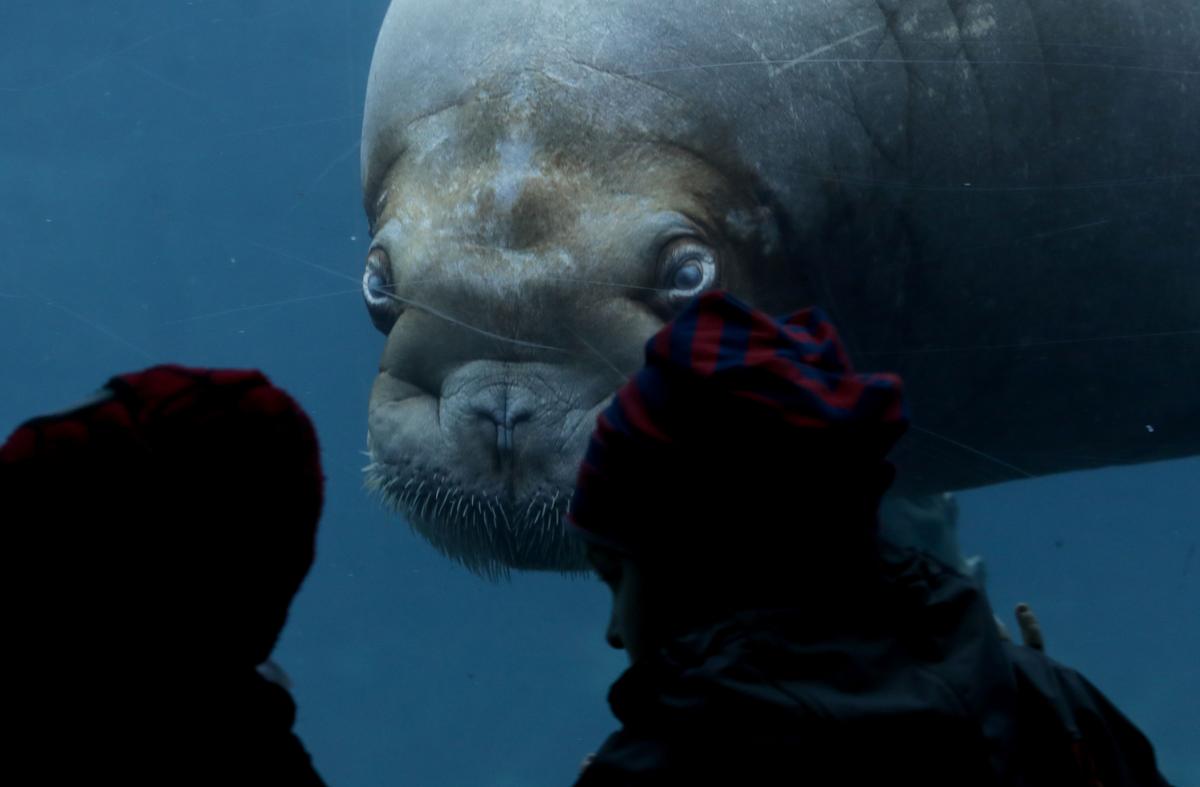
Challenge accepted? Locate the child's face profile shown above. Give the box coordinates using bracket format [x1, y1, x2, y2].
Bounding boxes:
[587, 543, 656, 664]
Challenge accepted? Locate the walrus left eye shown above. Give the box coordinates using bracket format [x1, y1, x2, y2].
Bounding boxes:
[363, 247, 401, 334]
[660, 239, 716, 302]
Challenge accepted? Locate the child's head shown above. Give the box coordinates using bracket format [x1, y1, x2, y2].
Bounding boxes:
[569, 291, 907, 661]
[1, 365, 324, 671]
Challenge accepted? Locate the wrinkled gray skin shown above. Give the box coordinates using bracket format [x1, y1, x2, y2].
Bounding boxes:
[360, 0, 1199, 577]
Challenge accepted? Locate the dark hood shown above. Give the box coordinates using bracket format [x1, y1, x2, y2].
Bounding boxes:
[599, 545, 1019, 785]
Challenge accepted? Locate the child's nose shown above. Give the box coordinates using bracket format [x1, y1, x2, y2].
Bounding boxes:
[606, 618, 624, 650]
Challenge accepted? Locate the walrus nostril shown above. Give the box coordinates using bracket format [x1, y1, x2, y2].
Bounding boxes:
[473, 400, 534, 460]
[504, 408, 532, 456]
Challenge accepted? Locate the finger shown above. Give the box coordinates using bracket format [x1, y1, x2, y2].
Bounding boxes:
[994, 614, 1012, 642]
[256, 659, 293, 690]
[1015, 603, 1045, 652]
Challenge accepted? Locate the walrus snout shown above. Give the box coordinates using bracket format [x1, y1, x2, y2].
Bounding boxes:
[439, 360, 602, 486]
[365, 298, 628, 575]
[463, 384, 534, 464]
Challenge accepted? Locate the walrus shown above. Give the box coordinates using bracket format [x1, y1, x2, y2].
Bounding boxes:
[359, 0, 1199, 577]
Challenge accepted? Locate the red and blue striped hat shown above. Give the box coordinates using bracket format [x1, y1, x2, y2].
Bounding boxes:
[566, 291, 907, 555]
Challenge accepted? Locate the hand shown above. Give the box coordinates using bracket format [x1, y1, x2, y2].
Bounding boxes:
[996, 602, 1045, 652]
[1013, 602, 1044, 651]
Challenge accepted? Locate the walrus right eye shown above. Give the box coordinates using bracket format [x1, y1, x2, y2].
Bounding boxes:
[363, 247, 401, 334]
[659, 239, 717, 305]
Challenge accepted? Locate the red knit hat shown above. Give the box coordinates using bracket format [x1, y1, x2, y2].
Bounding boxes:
[567, 291, 907, 556]
[1, 364, 324, 664]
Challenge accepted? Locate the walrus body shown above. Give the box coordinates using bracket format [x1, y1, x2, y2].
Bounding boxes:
[360, 0, 1199, 575]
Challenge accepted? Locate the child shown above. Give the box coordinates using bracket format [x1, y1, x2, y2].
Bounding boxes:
[567, 291, 1169, 786]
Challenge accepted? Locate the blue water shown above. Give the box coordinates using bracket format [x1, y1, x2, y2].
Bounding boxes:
[1, 2, 1195, 785]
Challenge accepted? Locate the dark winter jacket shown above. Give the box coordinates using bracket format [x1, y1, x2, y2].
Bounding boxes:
[575, 546, 1169, 787]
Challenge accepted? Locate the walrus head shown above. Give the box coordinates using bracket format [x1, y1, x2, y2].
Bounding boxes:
[360, 67, 791, 576]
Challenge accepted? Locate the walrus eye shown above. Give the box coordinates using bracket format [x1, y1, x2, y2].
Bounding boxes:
[660, 239, 716, 302]
[673, 262, 703, 291]
[363, 247, 401, 334]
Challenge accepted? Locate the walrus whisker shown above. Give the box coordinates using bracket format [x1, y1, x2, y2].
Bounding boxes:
[480, 499, 492, 545]
[910, 425, 1034, 479]
[0, 10, 288, 93]
[539, 275, 673, 293]
[217, 113, 361, 140]
[856, 327, 1200, 356]
[476, 498, 487, 532]
[374, 274, 673, 294]
[462, 494, 473, 526]
[361, 455, 638, 577]
[162, 290, 360, 325]
[282, 138, 362, 218]
[419, 487, 433, 519]
[548, 492, 561, 534]
[791, 170, 1199, 192]
[568, 328, 630, 383]
[39, 294, 155, 362]
[117, 57, 209, 102]
[250, 242, 362, 285]
[856, 216, 1118, 283]
[469, 495, 481, 539]
[376, 289, 573, 354]
[625, 56, 1200, 79]
[0, 287, 153, 359]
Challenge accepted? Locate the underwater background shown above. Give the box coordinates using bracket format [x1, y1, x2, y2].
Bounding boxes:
[1, 2, 1195, 785]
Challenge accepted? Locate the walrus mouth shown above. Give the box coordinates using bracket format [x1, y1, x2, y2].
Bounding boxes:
[363, 458, 587, 578]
